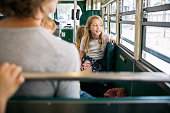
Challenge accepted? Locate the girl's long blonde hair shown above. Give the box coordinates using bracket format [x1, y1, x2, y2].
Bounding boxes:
[83, 15, 104, 53]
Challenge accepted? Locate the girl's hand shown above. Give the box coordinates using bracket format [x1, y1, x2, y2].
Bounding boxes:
[109, 39, 116, 44]
[80, 65, 84, 71]
[109, 34, 116, 44]
[80, 63, 92, 71]
[82, 67, 92, 72]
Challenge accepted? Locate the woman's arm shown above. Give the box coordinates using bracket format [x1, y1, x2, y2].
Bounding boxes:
[0, 63, 24, 113]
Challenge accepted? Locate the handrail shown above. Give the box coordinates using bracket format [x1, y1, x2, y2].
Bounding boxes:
[22, 72, 170, 82]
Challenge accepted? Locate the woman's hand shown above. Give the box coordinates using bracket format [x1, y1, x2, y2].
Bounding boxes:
[0, 63, 25, 100]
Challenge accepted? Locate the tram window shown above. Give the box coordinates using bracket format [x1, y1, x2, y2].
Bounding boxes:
[119, 0, 136, 52]
[86, 0, 88, 10]
[110, 2, 116, 14]
[147, 10, 170, 22]
[104, 22, 107, 33]
[122, 14, 135, 21]
[142, 26, 170, 74]
[93, 0, 96, 10]
[104, 15, 107, 21]
[141, 3, 170, 74]
[120, 24, 135, 52]
[122, 0, 136, 12]
[104, 6, 107, 33]
[111, 17, 116, 21]
[110, 1, 117, 35]
[87, 0, 91, 10]
[97, 2, 101, 10]
[57, 4, 82, 28]
[147, 0, 170, 7]
[110, 23, 116, 35]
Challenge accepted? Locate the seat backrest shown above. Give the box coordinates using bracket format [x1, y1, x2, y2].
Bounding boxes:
[80, 10, 101, 26]
[102, 43, 116, 72]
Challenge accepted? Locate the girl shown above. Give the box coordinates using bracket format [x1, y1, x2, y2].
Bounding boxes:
[80, 15, 116, 72]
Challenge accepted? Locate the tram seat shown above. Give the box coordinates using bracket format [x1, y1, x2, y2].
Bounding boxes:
[7, 96, 170, 113]
[80, 10, 101, 26]
[102, 43, 116, 72]
[6, 72, 170, 113]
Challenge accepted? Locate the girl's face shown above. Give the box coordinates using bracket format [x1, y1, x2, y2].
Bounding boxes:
[89, 19, 103, 37]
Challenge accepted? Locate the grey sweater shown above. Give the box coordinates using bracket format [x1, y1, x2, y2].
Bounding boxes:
[0, 27, 80, 98]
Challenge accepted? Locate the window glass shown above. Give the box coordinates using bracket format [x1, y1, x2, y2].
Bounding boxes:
[121, 24, 135, 42]
[97, 2, 101, 10]
[142, 51, 170, 74]
[123, 0, 136, 12]
[111, 2, 117, 14]
[104, 15, 107, 21]
[86, 0, 89, 10]
[104, 22, 107, 28]
[122, 14, 135, 21]
[57, 4, 82, 28]
[147, 10, 170, 22]
[89, 0, 91, 10]
[110, 22, 116, 34]
[120, 24, 135, 52]
[120, 39, 134, 52]
[144, 26, 170, 58]
[104, 22, 107, 33]
[111, 16, 116, 21]
[148, 0, 170, 7]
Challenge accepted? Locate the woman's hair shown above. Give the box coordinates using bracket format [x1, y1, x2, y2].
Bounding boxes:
[0, 0, 47, 18]
[76, 25, 85, 43]
[83, 15, 104, 53]
[41, 16, 56, 33]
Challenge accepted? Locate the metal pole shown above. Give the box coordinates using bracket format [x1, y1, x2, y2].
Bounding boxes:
[73, 0, 77, 43]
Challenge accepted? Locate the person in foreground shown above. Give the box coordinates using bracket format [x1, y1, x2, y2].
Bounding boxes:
[0, 0, 80, 98]
[0, 63, 25, 113]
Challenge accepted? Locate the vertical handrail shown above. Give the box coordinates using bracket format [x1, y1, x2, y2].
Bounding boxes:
[73, 0, 77, 43]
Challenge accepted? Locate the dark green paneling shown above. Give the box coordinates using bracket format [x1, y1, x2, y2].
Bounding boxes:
[61, 28, 73, 43]
[134, 65, 142, 72]
[106, 46, 168, 96]
[77, 1, 86, 13]
[7, 97, 170, 113]
[115, 46, 133, 72]
[132, 82, 170, 96]
[114, 46, 142, 72]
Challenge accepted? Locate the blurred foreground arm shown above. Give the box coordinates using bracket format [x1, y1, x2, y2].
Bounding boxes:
[0, 63, 24, 113]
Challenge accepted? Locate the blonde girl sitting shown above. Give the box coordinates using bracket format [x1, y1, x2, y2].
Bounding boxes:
[80, 15, 116, 72]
